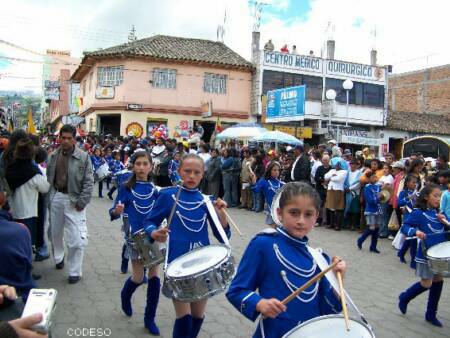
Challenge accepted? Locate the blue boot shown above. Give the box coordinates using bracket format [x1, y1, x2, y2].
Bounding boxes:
[357, 228, 371, 250]
[120, 244, 129, 274]
[121, 277, 143, 316]
[399, 282, 428, 314]
[425, 281, 444, 327]
[173, 315, 192, 338]
[191, 316, 204, 338]
[397, 240, 410, 263]
[144, 277, 161, 335]
[369, 230, 380, 253]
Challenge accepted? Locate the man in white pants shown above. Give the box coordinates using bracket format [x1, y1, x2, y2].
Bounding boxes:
[47, 124, 93, 284]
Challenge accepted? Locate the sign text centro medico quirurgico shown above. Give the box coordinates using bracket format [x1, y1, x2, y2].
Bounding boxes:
[266, 85, 306, 123]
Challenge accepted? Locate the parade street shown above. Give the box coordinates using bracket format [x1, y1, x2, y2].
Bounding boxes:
[32, 193, 449, 338]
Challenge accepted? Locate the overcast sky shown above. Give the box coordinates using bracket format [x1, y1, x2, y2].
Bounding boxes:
[1, 0, 449, 93]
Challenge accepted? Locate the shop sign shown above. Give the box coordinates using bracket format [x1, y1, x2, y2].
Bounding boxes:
[341, 135, 380, 146]
[174, 120, 191, 138]
[325, 60, 385, 83]
[45, 87, 59, 100]
[341, 129, 370, 138]
[125, 122, 143, 138]
[266, 85, 305, 122]
[95, 86, 115, 99]
[127, 103, 143, 111]
[274, 125, 295, 136]
[263, 51, 322, 74]
[296, 127, 312, 139]
[45, 80, 60, 88]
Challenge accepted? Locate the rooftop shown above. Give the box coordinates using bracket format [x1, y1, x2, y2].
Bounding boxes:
[387, 111, 450, 135]
[72, 35, 253, 81]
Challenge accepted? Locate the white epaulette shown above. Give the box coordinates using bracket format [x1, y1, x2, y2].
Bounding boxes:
[257, 227, 277, 236]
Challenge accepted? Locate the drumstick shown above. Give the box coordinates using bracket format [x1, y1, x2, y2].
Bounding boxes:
[336, 271, 350, 332]
[166, 181, 184, 229]
[223, 209, 243, 236]
[282, 259, 341, 305]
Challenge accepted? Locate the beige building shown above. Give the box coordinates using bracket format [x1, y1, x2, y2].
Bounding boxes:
[71, 35, 254, 140]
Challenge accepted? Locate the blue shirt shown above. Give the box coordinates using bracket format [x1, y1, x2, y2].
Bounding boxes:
[441, 190, 450, 217]
[91, 155, 105, 171]
[364, 183, 381, 214]
[226, 227, 341, 338]
[110, 159, 125, 175]
[168, 159, 180, 184]
[251, 178, 285, 210]
[143, 186, 231, 263]
[398, 189, 416, 214]
[0, 210, 36, 298]
[401, 208, 449, 264]
[109, 181, 159, 234]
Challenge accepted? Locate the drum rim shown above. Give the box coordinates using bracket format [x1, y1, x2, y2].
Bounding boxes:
[426, 241, 450, 259]
[281, 314, 375, 338]
[166, 244, 231, 278]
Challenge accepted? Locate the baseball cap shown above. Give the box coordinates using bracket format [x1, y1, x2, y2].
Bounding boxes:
[392, 161, 405, 169]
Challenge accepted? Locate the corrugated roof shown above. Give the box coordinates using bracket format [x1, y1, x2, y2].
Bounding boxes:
[387, 111, 450, 135]
[85, 34, 252, 69]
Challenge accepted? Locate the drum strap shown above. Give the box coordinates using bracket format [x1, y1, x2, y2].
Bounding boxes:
[306, 246, 369, 325]
[203, 195, 230, 247]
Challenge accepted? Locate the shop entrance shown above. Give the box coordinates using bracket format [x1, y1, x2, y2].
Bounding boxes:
[195, 120, 216, 143]
[98, 115, 121, 136]
[389, 138, 404, 160]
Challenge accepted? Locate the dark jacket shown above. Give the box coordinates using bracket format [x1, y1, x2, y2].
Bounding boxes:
[0, 210, 36, 298]
[292, 154, 311, 182]
[206, 156, 222, 182]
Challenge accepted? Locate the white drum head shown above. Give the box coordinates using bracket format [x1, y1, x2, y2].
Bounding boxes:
[284, 316, 374, 338]
[167, 245, 228, 277]
[427, 242, 450, 259]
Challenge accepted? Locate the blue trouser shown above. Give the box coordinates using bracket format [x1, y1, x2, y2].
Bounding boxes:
[252, 191, 264, 211]
[222, 173, 233, 206]
[378, 203, 392, 237]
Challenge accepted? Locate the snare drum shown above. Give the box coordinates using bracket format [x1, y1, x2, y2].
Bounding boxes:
[130, 229, 166, 268]
[95, 163, 110, 181]
[282, 314, 375, 338]
[426, 241, 450, 277]
[165, 245, 235, 302]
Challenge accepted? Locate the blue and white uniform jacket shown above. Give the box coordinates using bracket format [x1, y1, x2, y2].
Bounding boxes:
[109, 181, 160, 234]
[251, 178, 285, 211]
[143, 186, 231, 263]
[398, 189, 417, 215]
[168, 159, 180, 184]
[401, 208, 449, 265]
[110, 159, 125, 175]
[226, 227, 342, 338]
[364, 183, 381, 215]
[90, 155, 105, 172]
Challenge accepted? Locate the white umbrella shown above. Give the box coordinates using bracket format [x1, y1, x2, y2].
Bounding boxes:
[253, 130, 303, 145]
[216, 125, 267, 140]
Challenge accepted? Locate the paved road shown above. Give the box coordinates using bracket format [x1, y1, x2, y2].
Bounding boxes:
[33, 193, 449, 338]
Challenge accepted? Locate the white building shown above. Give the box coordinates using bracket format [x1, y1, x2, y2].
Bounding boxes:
[251, 32, 389, 154]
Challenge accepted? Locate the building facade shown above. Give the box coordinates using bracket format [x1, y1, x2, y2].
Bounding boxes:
[41, 50, 80, 128]
[382, 64, 450, 159]
[251, 32, 388, 154]
[71, 35, 254, 140]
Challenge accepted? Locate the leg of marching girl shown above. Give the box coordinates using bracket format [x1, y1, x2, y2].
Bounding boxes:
[172, 299, 207, 338]
[399, 275, 444, 327]
[121, 260, 161, 335]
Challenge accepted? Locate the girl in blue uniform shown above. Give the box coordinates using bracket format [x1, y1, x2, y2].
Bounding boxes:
[398, 184, 449, 327]
[107, 150, 126, 200]
[226, 182, 346, 338]
[91, 146, 106, 198]
[357, 171, 382, 253]
[104, 148, 114, 190]
[250, 161, 285, 228]
[397, 175, 419, 267]
[109, 151, 162, 335]
[143, 154, 230, 338]
[168, 151, 181, 184]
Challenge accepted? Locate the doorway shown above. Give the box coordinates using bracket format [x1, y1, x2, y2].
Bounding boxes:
[195, 120, 216, 143]
[98, 115, 121, 136]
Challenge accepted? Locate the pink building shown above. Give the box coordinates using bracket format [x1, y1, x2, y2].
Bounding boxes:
[71, 35, 254, 140]
[42, 50, 80, 126]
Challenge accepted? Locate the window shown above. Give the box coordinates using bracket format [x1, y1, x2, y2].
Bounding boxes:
[262, 70, 322, 101]
[203, 73, 227, 94]
[97, 65, 124, 87]
[152, 68, 177, 89]
[325, 78, 385, 107]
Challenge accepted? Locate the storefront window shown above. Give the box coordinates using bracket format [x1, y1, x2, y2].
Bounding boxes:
[325, 78, 384, 107]
[262, 70, 322, 101]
